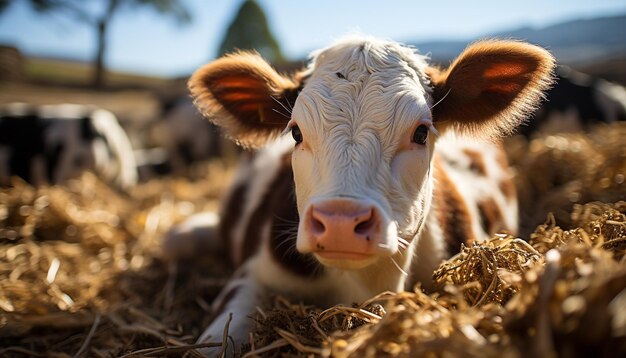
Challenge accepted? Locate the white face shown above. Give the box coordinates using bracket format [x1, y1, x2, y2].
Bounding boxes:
[289, 38, 436, 269]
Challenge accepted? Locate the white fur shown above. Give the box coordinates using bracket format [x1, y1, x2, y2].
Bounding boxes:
[90, 109, 138, 189]
[197, 271, 265, 357]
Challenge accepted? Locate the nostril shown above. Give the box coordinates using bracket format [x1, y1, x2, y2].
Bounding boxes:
[311, 216, 325, 235]
[354, 209, 375, 235]
[354, 218, 374, 235]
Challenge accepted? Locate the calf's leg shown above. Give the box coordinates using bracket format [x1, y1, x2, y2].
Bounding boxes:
[196, 266, 268, 357]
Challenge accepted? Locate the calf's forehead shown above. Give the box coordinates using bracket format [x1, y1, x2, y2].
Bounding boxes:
[307, 37, 430, 82]
[293, 38, 434, 138]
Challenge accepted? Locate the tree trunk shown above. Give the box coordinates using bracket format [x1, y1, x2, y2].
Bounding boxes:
[94, 20, 107, 88]
[93, 0, 118, 89]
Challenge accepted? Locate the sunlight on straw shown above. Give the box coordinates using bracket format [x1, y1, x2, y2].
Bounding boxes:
[61, 293, 74, 308]
[0, 298, 15, 312]
[46, 258, 60, 284]
[145, 207, 162, 235]
[460, 324, 487, 345]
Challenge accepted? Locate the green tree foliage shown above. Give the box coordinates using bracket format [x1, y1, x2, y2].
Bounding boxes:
[218, 0, 284, 64]
[0, 0, 191, 88]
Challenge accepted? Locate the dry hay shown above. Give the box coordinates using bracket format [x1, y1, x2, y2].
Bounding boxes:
[1, 123, 625, 357]
[508, 123, 626, 237]
[1, 161, 234, 357]
[245, 201, 625, 358]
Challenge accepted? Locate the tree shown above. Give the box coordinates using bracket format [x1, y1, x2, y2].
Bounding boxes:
[0, 0, 191, 88]
[218, 0, 284, 65]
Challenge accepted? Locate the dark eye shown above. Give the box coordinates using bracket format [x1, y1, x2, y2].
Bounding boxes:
[412, 125, 429, 145]
[291, 125, 303, 144]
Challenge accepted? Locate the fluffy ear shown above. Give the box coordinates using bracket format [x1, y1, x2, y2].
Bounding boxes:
[188, 52, 303, 148]
[427, 40, 555, 139]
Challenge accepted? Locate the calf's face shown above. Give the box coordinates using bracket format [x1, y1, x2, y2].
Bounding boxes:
[288, 42, 436, 269]
[189, 37, 554, 270]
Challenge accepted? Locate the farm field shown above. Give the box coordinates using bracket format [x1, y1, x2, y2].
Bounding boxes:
[23, 56, 174, 90]
[0, 121, 624, 357]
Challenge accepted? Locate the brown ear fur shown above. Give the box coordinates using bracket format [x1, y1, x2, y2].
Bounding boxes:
[188, 52, 302, 148]
[428, 40, 555, 140]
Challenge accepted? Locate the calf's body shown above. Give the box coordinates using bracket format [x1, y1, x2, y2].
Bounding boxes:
[184, 36, 554, 355]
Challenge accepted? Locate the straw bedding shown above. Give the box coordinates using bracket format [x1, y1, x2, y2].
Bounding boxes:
[1, 124, 625, 357]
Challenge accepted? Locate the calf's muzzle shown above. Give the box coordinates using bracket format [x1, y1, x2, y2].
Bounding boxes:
[298, 198, 396, 263]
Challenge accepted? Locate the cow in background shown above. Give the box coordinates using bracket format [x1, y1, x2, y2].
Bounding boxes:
[518, 66, 626, 137]
[144, 97, 239, 179]
[0, 103, 138, 190]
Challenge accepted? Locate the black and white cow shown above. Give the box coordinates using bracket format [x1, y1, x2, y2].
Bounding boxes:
[0, 103, 138, 189]
[518, 66, 626, 137]
[170, 36, 555, 355]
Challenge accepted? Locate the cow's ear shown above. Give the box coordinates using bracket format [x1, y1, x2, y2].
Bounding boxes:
[188, 52, 303, 148]
[427, 40, 555, 140]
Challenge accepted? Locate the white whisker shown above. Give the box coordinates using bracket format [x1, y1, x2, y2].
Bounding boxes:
[390, 257, 408, 277]
[271, 107, 291, 120]
[429, 124, 440, 137]
[284, 95, 294, 111]
[429, 88, 451, 110]
[271, 96, 293, 116]
[397, 237, 410, 248]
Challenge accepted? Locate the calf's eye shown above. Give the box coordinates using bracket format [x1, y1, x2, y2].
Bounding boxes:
[412, 125, 429, 145]
[291, 125, 303, 144]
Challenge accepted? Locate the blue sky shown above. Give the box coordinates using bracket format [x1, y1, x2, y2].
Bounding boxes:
[0, 0, 624, 77]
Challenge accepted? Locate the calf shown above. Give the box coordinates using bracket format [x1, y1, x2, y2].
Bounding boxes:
[185, 36, 554, 355]
[0, 103, 138, 189]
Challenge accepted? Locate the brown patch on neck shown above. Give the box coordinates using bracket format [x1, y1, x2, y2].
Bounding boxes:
[219, 151, 322, 278]
[269, 164, 324, 278]
[433, 156, 477, 256]
[477, 197, 505, 235]
[219, 184, 249, 266]
[239, 162, 291, 264]
[499, 179, 517, 200]
[462, 148, 488, 175]
[494, 142, 510, 169]
[218, 153, 256, 265]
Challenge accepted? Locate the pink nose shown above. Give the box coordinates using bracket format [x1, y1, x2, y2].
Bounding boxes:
[301, 199, 383, 260]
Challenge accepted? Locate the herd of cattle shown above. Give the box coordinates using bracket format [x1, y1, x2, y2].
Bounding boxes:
[0, 66, 625, 190]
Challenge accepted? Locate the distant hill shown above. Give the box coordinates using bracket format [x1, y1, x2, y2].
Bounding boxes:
[412, 14, 626, 66]
[4, 14, 625, 88]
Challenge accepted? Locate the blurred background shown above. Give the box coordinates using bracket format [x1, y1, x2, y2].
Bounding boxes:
[0, 0, 625, 182]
